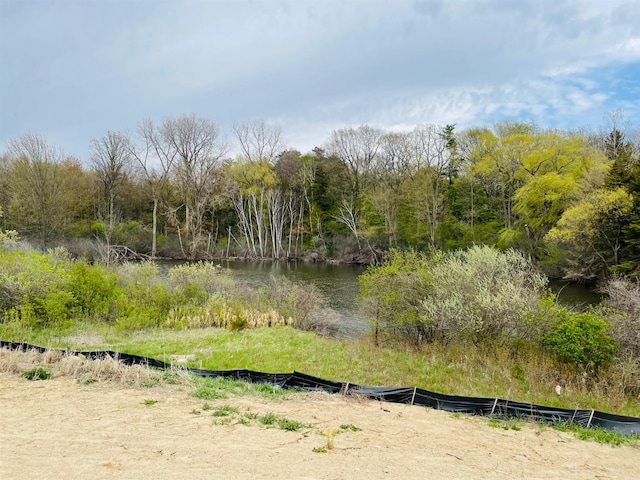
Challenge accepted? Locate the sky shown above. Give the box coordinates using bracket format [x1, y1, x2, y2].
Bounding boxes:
[1, 0, 639, 162]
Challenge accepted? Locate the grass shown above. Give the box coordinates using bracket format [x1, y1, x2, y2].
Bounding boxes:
[190, 375, 294, 401]
[2, 323, 640, 418]
[211, 405, 239, 417]
[552, 422, 640, 446]
[22, 367, 52, 380]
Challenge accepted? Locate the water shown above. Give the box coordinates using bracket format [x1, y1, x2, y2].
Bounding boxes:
[548, 279, 603, 311]
[158, 259, 601, 336]
[157, 259, 368, 336]
[217, 260, 368, 336]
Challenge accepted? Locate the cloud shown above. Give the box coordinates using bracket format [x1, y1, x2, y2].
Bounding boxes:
[1, 0, 639, 159]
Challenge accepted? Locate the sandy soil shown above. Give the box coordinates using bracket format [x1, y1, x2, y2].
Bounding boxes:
[1, 372, 638, 480]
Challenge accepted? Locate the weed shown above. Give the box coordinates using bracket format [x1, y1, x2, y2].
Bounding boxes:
[191, 409, 201, 415]
[244, 411, 259, 420]
[77, 376, 98, 385]
[211, 405, 239, 417]
[277, 418, 308, 432]
[259, 412, 278, 426]
[488, 416, 522, 431]
[22, 367, 52, 380]
[191, 378, 229, 400]
[339, 424, 362, 432]
[322, 428, 338, 450]
[202, 403, 213, 411]
[142, 378, 160, 388]
[488, 418, 501, 428]
[143, 399, 157, 406]
[312, 447, 328, 453]
[237, 417, 251, 426]
[213, 417, 232, 426]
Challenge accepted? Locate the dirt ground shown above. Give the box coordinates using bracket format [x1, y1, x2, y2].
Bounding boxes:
[1, 372, 638, 480]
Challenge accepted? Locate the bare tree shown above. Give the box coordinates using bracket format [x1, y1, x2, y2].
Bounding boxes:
[160, 115, 229, 258]
[233, 120, 285, 163]
[369, 132, 414, 246]
[129, 119, 177, 258]
[133, 115, 229, 258]
[325, 125, 384, 249]
[404, 125, 453, 246]
[4, 134, 86, 246]
[325, 125, 384, 205]
[90, 131, 132, 231]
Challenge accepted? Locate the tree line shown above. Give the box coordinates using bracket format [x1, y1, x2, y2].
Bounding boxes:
[1, 113, 639, 280]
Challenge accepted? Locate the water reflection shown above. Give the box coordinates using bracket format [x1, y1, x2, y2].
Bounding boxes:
[158, 259, 368, 337]
[157, 259, 603, 337]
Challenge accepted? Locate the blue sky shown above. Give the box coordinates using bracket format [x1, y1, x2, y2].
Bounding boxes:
[1, 0, 639, 161]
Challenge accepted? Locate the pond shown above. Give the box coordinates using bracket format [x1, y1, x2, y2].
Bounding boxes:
[217, 260, 368, 337]
[159, 260, 602, 338]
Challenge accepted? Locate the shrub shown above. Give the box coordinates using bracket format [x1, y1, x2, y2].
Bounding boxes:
[113, 262, 171, 330]
[542, 310, 617, 372]
[360, 246, 547, 346]
[420, 246, 547, 345]
[68, 261, 119, 321]
[360, 249, 432, 344]
[259, 276, 336, 335]
[168, 262, 235, 298]
[0, 247, 76, 327]
[601, 278, 640, 359]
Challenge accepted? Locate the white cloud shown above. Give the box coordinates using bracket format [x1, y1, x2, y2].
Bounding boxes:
[1, 0, 639, 158]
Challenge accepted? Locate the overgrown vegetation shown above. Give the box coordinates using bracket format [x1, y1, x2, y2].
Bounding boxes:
[361, 247, 640, 398]
[2, 239, 640, 421]
[0, 248, 336, 336]
[2, 119, 639, 282]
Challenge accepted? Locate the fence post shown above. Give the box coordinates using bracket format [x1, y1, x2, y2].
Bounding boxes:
[410, 387, 417, 405]
[490, 398, 499, 416]
[341, 382, 350, 396]
[586, 409, 595, 428]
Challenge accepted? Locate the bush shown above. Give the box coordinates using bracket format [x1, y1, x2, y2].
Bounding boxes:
[542, 310, 617, 372]
[68, 261, 119, 321]
[360, 246, 547, 346]
[420, 246, 547, 345]
[0, 247, 75, 327]
[601, 278, 640, 359]
[359, 249, 432, 344]
[168, 262, 236, 305]
[259, 276, 336, 335]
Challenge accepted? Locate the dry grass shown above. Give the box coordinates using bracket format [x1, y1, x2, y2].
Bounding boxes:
[0, 348, 192, 388]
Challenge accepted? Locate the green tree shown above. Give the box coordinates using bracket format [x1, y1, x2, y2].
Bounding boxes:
[469, 126, 608, 255]
[602, 128, 640, 277]
[546, 188, 634, 279]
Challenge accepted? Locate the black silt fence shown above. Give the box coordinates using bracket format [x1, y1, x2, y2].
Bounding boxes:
[2, 340, 640, 435]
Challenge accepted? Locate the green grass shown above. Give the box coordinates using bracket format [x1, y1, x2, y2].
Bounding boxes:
[22, 367, 52, 381]
[258, 412, 278, 426]
[552, 422, 640, 447]
[190, 375, 294, 401]
[211, 405, 240, 417]
[3, 323, 640, 418]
